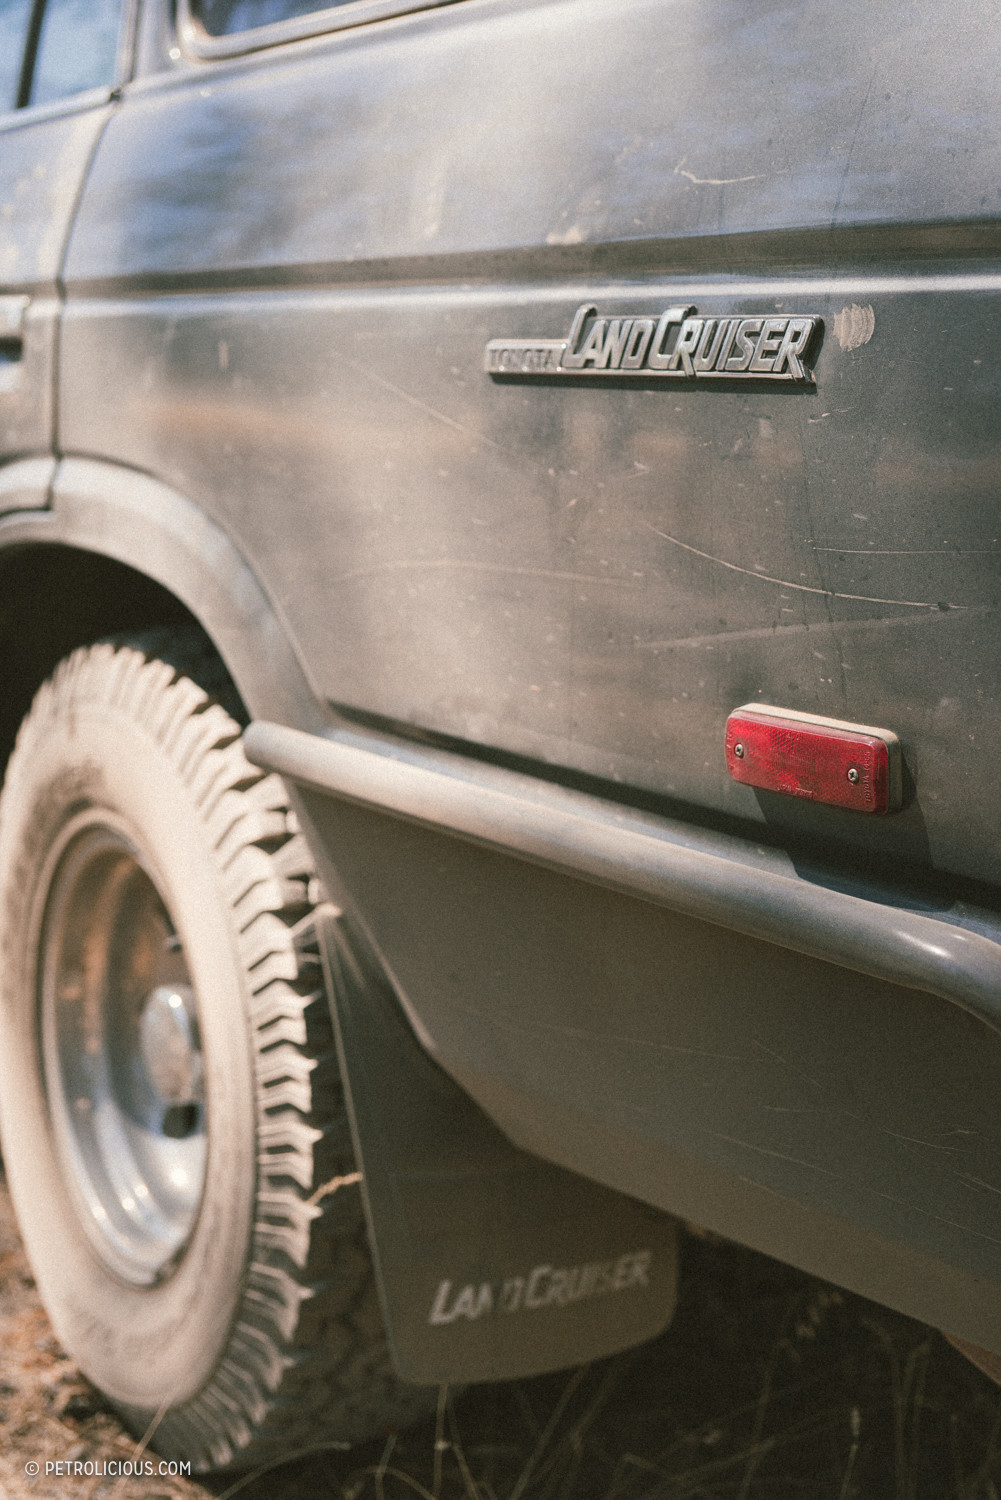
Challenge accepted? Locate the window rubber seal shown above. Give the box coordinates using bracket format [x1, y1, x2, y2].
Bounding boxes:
[176, 0, 463, 60]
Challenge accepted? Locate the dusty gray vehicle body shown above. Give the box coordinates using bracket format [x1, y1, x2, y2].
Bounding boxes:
[2, 0, 1001, 1459]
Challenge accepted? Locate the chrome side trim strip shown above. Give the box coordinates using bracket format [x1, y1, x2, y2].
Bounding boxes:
[244, 720, 1001, 1034]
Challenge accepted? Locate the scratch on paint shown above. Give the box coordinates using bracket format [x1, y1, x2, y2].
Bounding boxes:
[832, 65, 878, 224]
[960, 1173, 1001, 1198]
[747, 1166, 1001, 1250]
[761, 1105, 823, 1115]
[878, 1127, 960, 1154]
[674, 156, 760, 186]
[438, 996, 742, 1060]
[713, 1133, 840, 1177]
[811, 546, 999, 556]
[750, 1037, 825, 1092]
[640, 521, 964, 610]
[634, 606, 987, 653]
[306, 1171, 362, 1207]
[858, 1182, 1001, 1249]
[328, 558, 642, 587]
[348, 359, 509, 453]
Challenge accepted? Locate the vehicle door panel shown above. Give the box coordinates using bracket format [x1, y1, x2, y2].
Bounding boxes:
[0, 105, 112, 471]
[59, 0, 1001, 879]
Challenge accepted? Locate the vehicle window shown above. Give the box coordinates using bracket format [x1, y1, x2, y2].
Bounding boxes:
[196, 0, 351, 36]
[0, 0, 33, 109]
[29, 0, 122, 107]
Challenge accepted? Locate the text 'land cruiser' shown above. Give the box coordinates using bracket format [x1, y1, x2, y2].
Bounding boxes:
[0, 0, 998, 1470]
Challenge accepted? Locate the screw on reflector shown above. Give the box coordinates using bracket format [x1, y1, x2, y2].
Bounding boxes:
[723, 704, 902, 814]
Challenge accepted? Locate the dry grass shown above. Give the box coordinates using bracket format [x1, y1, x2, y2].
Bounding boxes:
[0, 1176, 213, 1500]
[292, 1242, 1001, 1500]
[2, 1173, 1001, 1500]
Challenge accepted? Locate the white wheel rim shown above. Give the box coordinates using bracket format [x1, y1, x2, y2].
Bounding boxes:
[40, 820, 208, 1286]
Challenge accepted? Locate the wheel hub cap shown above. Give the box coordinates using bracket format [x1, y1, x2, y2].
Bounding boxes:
[139, 984, 202, 1107]
[41, 824, 208, 1285]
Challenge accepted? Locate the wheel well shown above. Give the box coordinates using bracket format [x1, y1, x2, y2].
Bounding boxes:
[0, 545, 206, 780]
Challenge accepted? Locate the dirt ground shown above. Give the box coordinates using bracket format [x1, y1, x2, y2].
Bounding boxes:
[3, 1168, 1001, 1500]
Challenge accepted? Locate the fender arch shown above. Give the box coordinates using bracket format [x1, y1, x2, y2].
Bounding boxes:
[0, 459, 684, 1386]
[0, 456, 325, 736]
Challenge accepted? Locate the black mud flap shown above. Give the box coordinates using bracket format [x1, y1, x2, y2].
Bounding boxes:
[316, 907, 679, 1385]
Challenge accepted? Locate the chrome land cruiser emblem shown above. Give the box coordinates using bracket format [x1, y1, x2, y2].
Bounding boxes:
[485, 303, 821, 382]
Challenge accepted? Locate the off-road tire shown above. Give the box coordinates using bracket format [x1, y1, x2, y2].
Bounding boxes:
[0, 631, 431, 1471]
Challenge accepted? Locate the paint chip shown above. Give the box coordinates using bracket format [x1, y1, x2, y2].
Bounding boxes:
[833, 304, 875, 351]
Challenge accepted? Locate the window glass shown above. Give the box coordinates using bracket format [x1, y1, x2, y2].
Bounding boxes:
[198, 0, 352, 37]
[30, 0, 122, 107]
[0, 0, 33, 109]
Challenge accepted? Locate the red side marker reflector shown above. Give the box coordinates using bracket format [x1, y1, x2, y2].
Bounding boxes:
[724, 704, 902, 815]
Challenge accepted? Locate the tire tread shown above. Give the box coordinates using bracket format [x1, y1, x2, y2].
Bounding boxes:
[13, 629, 429, 1471]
